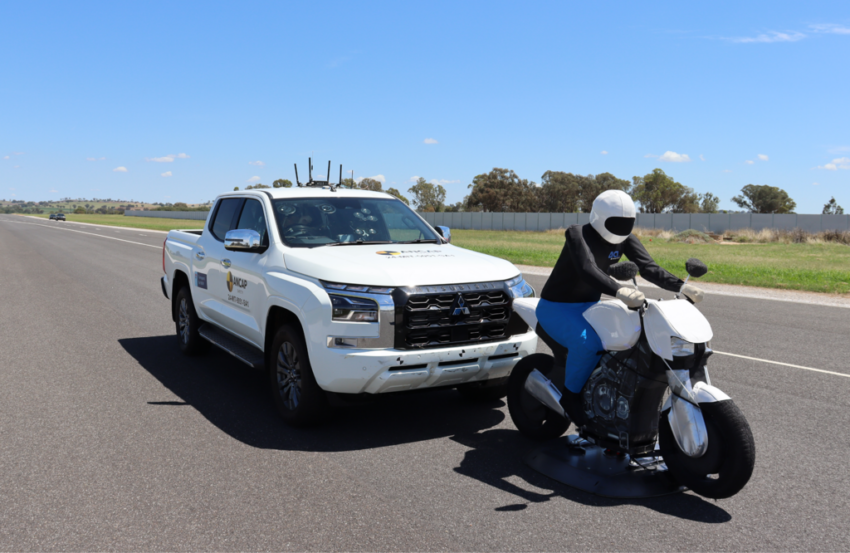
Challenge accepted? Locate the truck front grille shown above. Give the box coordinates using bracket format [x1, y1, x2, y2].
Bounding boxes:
[394, 289, 515, 349]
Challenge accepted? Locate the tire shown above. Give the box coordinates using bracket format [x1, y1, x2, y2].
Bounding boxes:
[456, 377, 509, 402]
[507, 354, 570, 441]
[659, 400, 756, 499]
[269, 324, 331, 426]
[175, 286, 209, 355]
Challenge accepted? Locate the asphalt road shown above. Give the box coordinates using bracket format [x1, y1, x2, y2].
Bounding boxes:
[2, 215, 849, 551]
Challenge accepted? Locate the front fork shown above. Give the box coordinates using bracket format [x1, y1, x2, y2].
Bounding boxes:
[663, 368, 710, 457]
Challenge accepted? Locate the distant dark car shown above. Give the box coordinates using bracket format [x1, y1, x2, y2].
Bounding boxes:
[53, 213, 66, 221]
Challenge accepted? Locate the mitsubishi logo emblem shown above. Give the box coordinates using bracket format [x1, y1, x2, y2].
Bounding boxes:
[452, 295, 470, 317]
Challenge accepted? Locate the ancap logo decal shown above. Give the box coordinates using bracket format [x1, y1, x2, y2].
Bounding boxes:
[376, 251, 401, 256]
[608, 251, 621, 260]
[226, 271, 248, 292]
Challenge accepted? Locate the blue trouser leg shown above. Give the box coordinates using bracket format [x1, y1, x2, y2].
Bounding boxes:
[535, 299, 604, 393]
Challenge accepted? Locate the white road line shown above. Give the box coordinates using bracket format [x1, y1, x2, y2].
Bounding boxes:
[714, 350, 850, 379]
[3, 219, 161, 249]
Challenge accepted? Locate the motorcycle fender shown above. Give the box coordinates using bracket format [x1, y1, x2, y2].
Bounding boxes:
[512, 297, 540, 330]
[693, 381, 731, 404]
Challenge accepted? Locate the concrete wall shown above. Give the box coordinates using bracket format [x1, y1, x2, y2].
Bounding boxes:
[125, 210, 211, 221]
[420, 212, 850, 232]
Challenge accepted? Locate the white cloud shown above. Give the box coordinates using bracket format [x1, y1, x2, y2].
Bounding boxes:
[11, 152, 23, 155]
[809, 24, 850, 35]
[161, 171, 172, 177]
[13, 165, 19, 169]
[423, 138, 438, 144]
[247, 176, 261, 182]
[816, 157, 850, 170]
[1, 156, 8, 160]
[644, 154, 658, 158]
[745, 160, 755, 165]
[723, 169, 732, 173]
[49, 189, 58, 193]
[8, 187, 15, 191]
[600, 150, 608, 155]
[408, 175, 421, 182]
[113, 166, 128, 172]
[727, 31, 806, 44]
[430, 179, 461, 185]
[86, 157, 106, 161]
[699, 154, 706, 161]
[146, 153, 190, 163]
[249, 160, 265, 166]
[658, 151, 691, 162]
[813, 182, 820, 186]
[827, 146, 850, 154]
[355, 174, 386, 184]
[757, 154, 769, 161]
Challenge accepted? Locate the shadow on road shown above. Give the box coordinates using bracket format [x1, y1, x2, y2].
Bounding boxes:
[120, 335, 505, 452]
[451, 429, 732, 523]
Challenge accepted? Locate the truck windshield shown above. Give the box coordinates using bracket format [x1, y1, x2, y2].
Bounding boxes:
[272, 197, 440, 247]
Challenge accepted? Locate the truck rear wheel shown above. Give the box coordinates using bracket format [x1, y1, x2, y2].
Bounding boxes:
[269, 324, 331, 426]
[175, 286, 209, 355]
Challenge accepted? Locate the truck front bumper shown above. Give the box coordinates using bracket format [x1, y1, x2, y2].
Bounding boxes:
[312, 330, 538, 394]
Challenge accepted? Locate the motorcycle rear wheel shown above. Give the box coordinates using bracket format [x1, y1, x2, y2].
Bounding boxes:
[507, 354, 570, 441]
[659, 400, 755, 499]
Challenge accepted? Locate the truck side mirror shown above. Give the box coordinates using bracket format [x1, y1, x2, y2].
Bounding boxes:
[435, 225, 452, 243]
[225, 229, 262, 251]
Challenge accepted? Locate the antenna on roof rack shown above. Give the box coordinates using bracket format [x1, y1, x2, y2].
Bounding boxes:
[294, 163, 301, 186]
[339, 164, 343, 187]
[308, 157, 313, 184]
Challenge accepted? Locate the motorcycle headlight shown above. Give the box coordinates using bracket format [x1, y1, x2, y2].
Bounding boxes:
[329, 294, 379, 322]
[671, 337, 695, 357]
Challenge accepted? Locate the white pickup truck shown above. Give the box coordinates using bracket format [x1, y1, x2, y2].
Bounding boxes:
[161, 186, 537, 425]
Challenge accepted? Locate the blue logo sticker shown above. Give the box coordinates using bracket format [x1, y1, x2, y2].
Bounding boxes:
[195, 272, 207, 289]
[608, 251, 621, 260]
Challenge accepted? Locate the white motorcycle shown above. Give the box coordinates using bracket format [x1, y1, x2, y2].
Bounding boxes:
[508, 259, 755, 499]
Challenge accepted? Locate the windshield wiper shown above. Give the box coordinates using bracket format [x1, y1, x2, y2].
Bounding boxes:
[323, 240, 394, 247]
[397, 239, 440, 244]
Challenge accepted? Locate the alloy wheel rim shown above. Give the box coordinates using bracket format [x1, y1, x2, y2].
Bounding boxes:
[276, 341, 302, 410]
[178, 298, 190, 344]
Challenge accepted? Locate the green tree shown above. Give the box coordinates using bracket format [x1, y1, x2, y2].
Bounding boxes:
[631, 169, 699, 213]
[340, 178, 357, 189]
[273, 179, 292, 188]
[246, 183, 271, 189]
[732, 184, 796, 214]
[465, 169, 537, 212]
[386, 187, 410, 205]
[233, 187, 240, 191]
[823, 197, 844, 215]
[408, 178, 447, 212]
[699, 192, 720, 213]
[358, 178, 383, 192]
[74, 206, 86, 214]
[537, 171, 581, 212]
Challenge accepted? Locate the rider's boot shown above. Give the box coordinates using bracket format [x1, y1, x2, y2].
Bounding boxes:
[559, 389, 588, 427]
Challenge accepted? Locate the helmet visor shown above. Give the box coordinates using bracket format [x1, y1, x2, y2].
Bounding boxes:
[604, 217, 635, 237]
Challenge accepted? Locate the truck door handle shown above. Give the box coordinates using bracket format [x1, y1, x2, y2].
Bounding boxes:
[221, 259, 232, 268]
[195, 251, 205, 260]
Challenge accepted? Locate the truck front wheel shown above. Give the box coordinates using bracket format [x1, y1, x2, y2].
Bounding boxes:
[269, 325, 331, 426]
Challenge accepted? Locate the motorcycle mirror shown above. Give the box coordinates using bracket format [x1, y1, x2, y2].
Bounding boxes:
[685, 258, 708, 278]
[608, 261, 638, 281]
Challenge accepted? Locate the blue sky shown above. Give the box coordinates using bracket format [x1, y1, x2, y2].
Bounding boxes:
[2, 1, 848, 212]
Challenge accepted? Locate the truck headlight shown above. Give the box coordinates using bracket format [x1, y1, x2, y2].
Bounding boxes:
[329, 294, 379, 322]
[671, 337, 695, 357]
[507, 275, 535, 298]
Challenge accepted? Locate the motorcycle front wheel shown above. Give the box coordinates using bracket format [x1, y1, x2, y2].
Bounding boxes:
[659, 400, 756, 499]
[507, 354, 570, 441]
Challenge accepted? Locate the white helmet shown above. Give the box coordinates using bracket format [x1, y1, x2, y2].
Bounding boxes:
[589, 190, 636, 244]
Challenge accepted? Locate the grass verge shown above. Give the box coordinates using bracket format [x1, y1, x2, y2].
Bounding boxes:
[21, 213, 206, 232]
[452, 229, 850, 295]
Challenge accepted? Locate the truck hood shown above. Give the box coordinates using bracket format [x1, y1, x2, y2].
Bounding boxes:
[283, 244, 521, 286]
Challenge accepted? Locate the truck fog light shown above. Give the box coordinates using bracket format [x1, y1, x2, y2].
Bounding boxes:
[328, 337, 359, 348]
[330, 294, 379, 322]
[671, 337, 695, 357]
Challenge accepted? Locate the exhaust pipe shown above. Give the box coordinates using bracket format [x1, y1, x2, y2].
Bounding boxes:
[524, 369, 567, 418]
